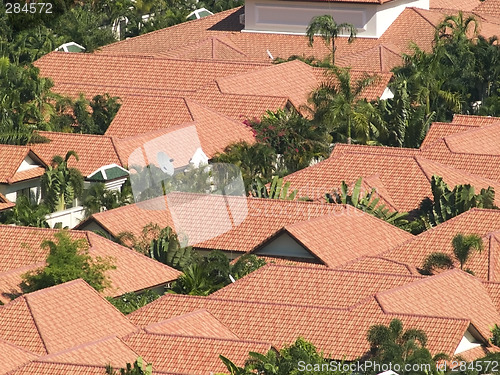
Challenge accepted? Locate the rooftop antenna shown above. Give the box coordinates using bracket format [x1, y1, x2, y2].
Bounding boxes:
[266, 49, 274, 60]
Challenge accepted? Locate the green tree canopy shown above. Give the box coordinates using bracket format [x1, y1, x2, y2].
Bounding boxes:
[21, 230, 115, 293]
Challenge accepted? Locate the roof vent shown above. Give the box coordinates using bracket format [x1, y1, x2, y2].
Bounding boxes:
[239, 13, 245, 25]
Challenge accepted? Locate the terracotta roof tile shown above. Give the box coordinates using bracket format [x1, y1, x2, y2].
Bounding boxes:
[474, 0, 500, 22]
[0, 226, 181, 303]
[34, 52, 268, 98]
[0, 279, 137, 355]
[32, 132, 122, 177]
[124, 331, 272, 374]
[0, 147, 47, 184]
[0, 338, 39, 374]
[78, 194, 349, 253]
[340, 256, 416, 274]
[8, 362, 180, 375]
[443, 121, 500, 155]
[212, 264, 422, 308]
[452, 114, 500, 125]
[380, 209, 500, 281]
[420, 121, 480, 149]
[144, 309, 239, 339]
[0, 192, 15, 212]
[127, 293, 471, 359]
[250, 206, 413, 267]
[376, 269, 500, 339]
[37, 336, 138, 369]
[335, 43, 403, 72]
[431, 0, 481, 11]
[284, 145, 500, 211]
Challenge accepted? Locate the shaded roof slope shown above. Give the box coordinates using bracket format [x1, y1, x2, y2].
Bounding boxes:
[0, 279, 137, 355]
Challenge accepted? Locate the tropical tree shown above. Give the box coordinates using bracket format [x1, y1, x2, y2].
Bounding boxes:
[0, 195, 50, 228]
[21, 230, 115, 293]
[148, 226, 195, 270]
[325, 177, 409, 229]
[417, 175, 497, 231]
[82, 182, 133, 217]
[106, 357, 153, 375]
[365, 319, 443, 375]
[306, 15, 356, 65]
[107, 289, 161, 315]
[250, 176, 298, 200]
[41, 151, 84, 212]
[212, 141, 277, 192]
[309, 66, 384, 144]
[422, 233, 483, 274]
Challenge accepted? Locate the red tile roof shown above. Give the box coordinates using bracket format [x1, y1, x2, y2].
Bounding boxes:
[144, 309, 239, 339]
[442, 122, 500, 156]
[376, 269, 500, 339]
[32, 132, 122, 177]
[0, 339, 38, 374]
[251, 206, 413, 267]
[340, 256, 416, 274]
[212, 264, 422, 308]
[474, 0, 500, 22]
[284, 145, 500, 211]
[420, 122, 480, 150]
[452, 114, 500, 126]
[431, 0, 481, 11]
[375, 209, 500, 281]
[36, 336, 139, 369]
[335, 43, 403, 72]
[78, 193, 348, 253]
[0, 192, 15, 212]
[8, 362, 180, 375]
[123, 331, 272, 374]
[0, 279, 137, 355]
[0, 226, 181, 303]
[0, 146, 47, 184]
[34, 52, 268, 98]
[127, 293, 472, 360]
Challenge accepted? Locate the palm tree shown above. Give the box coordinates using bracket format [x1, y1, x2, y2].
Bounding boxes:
[309, 66, 384, 144]
[0, 196, 50, 228]
[436, 11, 479, 42]
[82, 182, 133, 217]
[422, 233, 483, 274]
[306, 15, 356, 65]
[41, 151, 84, 212]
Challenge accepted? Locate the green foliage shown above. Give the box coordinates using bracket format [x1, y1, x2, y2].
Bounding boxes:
[21, 230, 115, 293]
[309, 66, 385, 144]
[149, 226, 194, 270]
[41, 151, 84, 212]
[452, 233, 483, 271]
[246, 109, 331, 173]
[106, 357, 153, 375]
[491, 324, 500, 347]
[170, 251, 266, 296]
[306, 15, 356, 65]
[82, 182, 133, 218]
[325, 177, 410, 229]
[251, 176, 298, 200]
[107, 290, 161, 315]
[365, 319, 441, 375]
[417, 175, 497, 231]
[219, 337, 348, 375]
[422, 252, 454, 274]
[0, 196, 50, 228]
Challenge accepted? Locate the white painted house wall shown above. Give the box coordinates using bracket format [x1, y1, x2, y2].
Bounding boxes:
[454, 328, 482, 354]
[244, 0, 428, 38]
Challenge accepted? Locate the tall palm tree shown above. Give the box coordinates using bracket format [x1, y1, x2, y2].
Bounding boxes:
[309, 66, 384, 144]
[41, 151, 84, 212]
[436, 11, 479, 42]
[306, 15, 356, 65]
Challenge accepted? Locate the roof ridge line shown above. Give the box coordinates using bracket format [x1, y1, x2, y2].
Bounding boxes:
[135, 330, 272, 346]
[23, 296, 50, 354]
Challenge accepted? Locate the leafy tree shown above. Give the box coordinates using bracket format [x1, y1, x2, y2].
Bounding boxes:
[0, 196, 50, 228]
[365, 319, 442, 375]
[41, 151, 84, 212]
[309, 66, 384, 144]
[212, 142, 277, 192]
[107, 290, 161, 315]
[417, 176, 497, 231]
[219, 337, 348, 375]
[422, 233, 483, 274]
[251, 176, 298, 200]
[53, 5, 117, 52]
[82, 182, 133, 217]
[149, 226, 195, 270]
[245, 109, 330, 173]
[306, 15, 356, 65]
[106, 357, 153, 375]
[325, 177, 410, 229]
[21, 230, 115, 293]
[491, 324, 500, 347]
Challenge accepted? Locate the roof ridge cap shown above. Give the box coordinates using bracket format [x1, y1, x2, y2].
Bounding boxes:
[23, 296, 50, 354]
[134, 330, 271, 346]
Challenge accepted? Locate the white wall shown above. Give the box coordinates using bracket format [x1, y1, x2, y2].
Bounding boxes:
[454, 328, 482, 354]
[255, 232, 316, 258]
[244, 0, 428, 38]
[0, 180, 41, 203]
[46, 205, 86, 229]
[17, 155, 41, 172]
